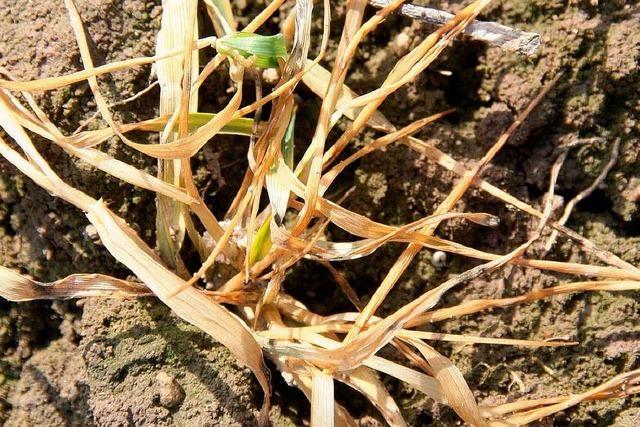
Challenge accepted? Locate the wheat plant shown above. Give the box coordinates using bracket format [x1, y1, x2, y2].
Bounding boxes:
[0, 0, 638, 425]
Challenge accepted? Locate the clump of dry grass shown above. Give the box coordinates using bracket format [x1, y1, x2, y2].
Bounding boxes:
[1, 0, 639, 425]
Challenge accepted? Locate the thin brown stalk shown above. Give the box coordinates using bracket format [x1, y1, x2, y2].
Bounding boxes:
[407, 279, 640, 327]
[543, 138, 621, 254]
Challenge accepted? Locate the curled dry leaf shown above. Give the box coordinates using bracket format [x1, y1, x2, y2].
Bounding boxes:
[0, 266, 151, 301]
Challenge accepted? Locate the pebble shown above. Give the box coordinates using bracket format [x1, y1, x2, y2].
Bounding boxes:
[431, 251, 447, 270]
[84, 224, 99, 241]
[156, 372, 185, 409]
[262, 68, 280, 85]
[391, 31, 411, 56]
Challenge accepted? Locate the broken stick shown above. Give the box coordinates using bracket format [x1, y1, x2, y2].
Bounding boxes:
[368, 0, 541, 56]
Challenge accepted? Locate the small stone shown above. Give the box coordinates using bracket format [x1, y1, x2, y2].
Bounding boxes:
[262, 68, 280, 85]
[84, 224, 99, 240]
[391, 31, 411, 56]
[156, 372, 185, 409]
[431, 251, 447, 270]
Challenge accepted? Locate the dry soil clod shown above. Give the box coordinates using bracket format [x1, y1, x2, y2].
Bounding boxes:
[155, 371, 186, 409]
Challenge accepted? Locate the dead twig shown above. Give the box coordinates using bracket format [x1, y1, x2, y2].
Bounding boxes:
[368, 0, 541, 55]
[543, 138, 620, 255]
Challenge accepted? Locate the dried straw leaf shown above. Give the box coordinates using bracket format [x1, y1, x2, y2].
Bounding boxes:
[155, 0, 199, 270]
[271, 242, 558, 373]
[400, 330, 575, 348]
[0, 93, 64, 188]
[279, 161, 639, 281]
[360, 354, 444, 403]
[311, 368, 335, 427]
[0, 266, 151, 301]
[0, 89, 195, 205]
[498, 369, 640, 425]
[264, 323, 574, 348]
[481, 369, 640, 424]
[261, 306, 357, 427]
[271, 210, 499, 261]
[117, 79, 243, 159]
[266, 111, 296, 224]
[409, 339, 488, 427]
[203, 0, 236, 36]
[408, 280, 640, 326]
[289, 0, 368, 238]
[0, 37, 217, 92]
[67, 113, 254, 150]
[301, 62, 394, 131]
[334, 367, 407, 426]
[258, 323, 446, 402]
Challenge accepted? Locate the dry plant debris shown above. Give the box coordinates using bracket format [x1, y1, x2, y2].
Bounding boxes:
[367, 0, 541, 55]
[0, 0, 638, 426]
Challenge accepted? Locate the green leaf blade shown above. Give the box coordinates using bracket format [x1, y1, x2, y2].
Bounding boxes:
[218, 32, 288, 68]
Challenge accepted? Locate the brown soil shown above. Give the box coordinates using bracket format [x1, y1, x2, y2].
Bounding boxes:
[0, 0, 639, 426]
[7, 298, 266, 426]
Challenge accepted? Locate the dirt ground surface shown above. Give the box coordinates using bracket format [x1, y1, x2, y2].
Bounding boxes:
[0, 0, 639, 426]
